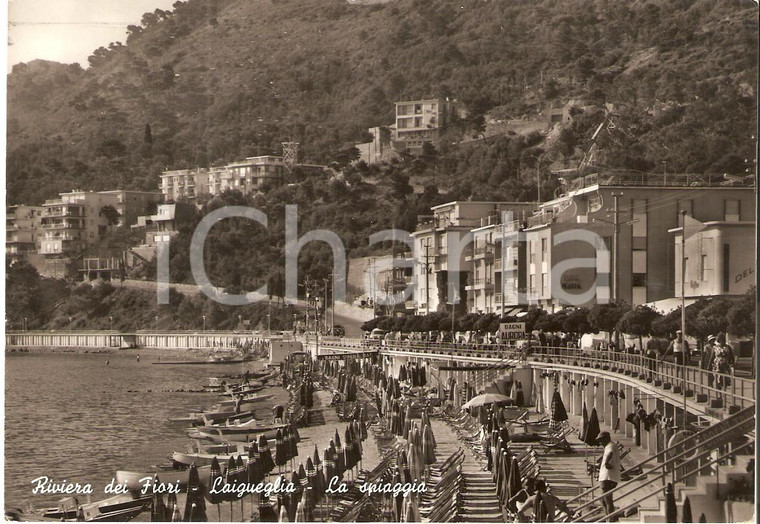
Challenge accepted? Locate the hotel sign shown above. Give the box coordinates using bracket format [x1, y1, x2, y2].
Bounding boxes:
[499, 322, 526, 340]
[317, 350, 378, 361]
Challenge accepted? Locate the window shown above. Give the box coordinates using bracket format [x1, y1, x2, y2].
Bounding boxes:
[632, 199, 647, 237]
[632, 273, 647, 287]
[541, 273, 548, 294]
[541, 238, 547, 262]
[700, 254, 709, 281]
[529, 241, 536, 263]
[529, 274, 536, 294]
[725, 200, 740, 222]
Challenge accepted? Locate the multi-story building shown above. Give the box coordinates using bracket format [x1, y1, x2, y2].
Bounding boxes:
[160, 168, 207, 201]
[38, 189, 164, 256]
[97, 190, 163, 227]
[673, 217, 756, 299]
[503, 172, 756, 311]
[393, 98, 448, 153]
[6, 205, 45, 259]
[408, 174, 755, 316]
[159, 155, 318, 202]
[411, 201, 538, 315]
[142, 203, 196, 246]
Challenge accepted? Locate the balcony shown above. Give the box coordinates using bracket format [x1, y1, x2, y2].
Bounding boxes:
[415, 215, 435, 232]
[565, 171, 755, 192]
[465, 278, 494, 291]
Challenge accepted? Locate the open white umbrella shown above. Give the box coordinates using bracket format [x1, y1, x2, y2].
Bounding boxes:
[461, 393, 513, 410]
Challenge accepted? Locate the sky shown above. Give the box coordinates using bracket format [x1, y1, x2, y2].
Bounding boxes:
[6, 0, 179, 69]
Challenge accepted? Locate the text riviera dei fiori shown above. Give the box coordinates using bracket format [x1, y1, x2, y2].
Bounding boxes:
[31, 475, 427, 499]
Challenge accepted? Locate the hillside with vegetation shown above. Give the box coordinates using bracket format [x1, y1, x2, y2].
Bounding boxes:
[7, 0, 757, 206]
[6, 0, 758, 320]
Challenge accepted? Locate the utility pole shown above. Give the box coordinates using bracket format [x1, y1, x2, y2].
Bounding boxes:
[323, 278, 329, 333]
[680, 210, 687, 429]
[612, 192, 623, 303]
[423, 240, 435, 315]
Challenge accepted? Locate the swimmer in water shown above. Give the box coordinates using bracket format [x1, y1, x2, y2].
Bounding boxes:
[136, 355, 140, 362]
[106, 360, 110, 366]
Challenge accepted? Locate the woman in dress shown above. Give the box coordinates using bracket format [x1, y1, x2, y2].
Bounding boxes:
[712, 332, 734, 394]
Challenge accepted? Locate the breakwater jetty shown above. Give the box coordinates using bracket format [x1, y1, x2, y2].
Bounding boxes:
[6, 331, 267, 350]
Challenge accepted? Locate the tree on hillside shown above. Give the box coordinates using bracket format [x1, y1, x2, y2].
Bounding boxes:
[562, 307, 593, 337]
[727, 289, 756, 339]
[101, 205, 121, 226]
[588, 301, 630, 344]
[616, 305, 661, 350]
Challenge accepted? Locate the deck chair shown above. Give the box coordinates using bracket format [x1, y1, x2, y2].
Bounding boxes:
[540, 424, 575, 453]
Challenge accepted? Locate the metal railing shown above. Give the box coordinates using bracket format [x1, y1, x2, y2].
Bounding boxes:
[314, 339, 755, 408]
[531, 347, 755, 409]
[567, 407, 755, 522]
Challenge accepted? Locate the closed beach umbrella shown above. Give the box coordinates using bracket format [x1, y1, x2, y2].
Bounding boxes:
[344, 427, 354, 471]
[399, 365, 407, 382]
[276, 474, 291, 523]
[278, 505, 289, 522]
[286, 426, 299, 462]
[259, 495, 278, 522]
[408, 440, 424, 482]
[293, 495, 306, 523]
[281, 427, 292, 463]
[665, 483, 677, 523]
[453, 384, 461, 409]
[151, 474, 169, 521]
[334, 432, 345, 477]
[422, 425, 436, 466]
[313, 445, 325, 500]
[259, 434, 275, 474]
[421, 411, 436, 448]
[579, 403, 589, 441]
[288, 471, 301, 521]
[235, 455, 246, 516]
[550, 389, 569, 429]
[275, 429, 287, 470]
[167, 493, 180, 522]
[298, 463, 308, 493]
[682, 496, 693, 523]
[516, 381, 525, 407]
[306, 457, 317, 495]
[403, 493, 420, 523]
[584, 407, 601, 446]
[183, 463, 208, 522]
[506, 457, 522, 511]
[323, 447, 335, 494]
[248, 441, 263, 484]
[393, 468, 404, 522]
[205, 457, 223, 520]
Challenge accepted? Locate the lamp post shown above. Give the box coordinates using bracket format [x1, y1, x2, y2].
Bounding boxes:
[202, 315, 206, 332]
[293, 313, 298, 334]
[69, 317, 73, 332]
[109, 316, 113, 332]
[238, 314, 242, 332]
[23, 317, 27, 332]
[268, 299, 272, 334]
[155, 315, 159, 334]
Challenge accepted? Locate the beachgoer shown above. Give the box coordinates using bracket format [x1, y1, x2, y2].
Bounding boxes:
[136, 354, 140, 362]
[106, 360, 110, 366]
[516, 479, 574, 522]
[712, 332, 735, 394]
[597, 431, 621, 521]
[661, 330, 689, 367]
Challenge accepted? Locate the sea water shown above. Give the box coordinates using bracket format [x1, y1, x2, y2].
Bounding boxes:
[4, 351, 263, 510]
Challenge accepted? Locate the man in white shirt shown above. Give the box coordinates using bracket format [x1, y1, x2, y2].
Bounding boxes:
[597, 431, 621, 520]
